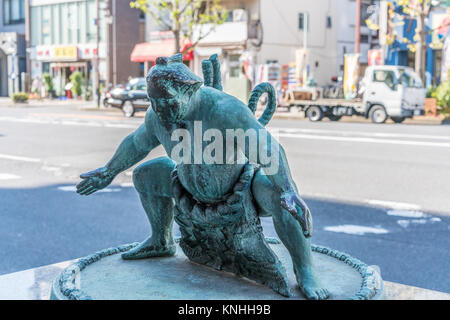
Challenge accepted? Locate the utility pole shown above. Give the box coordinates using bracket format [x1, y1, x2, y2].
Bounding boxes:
[303, 13, 308, 51]
[355, 0, 361, 95]
[112, 0, 117, 87]
[303, 13, 308, 87]
[95, 0, 100, 108]
[25, 0, 31, 93]
[355, 0, 361, 55]
[379, 0, 388, 64]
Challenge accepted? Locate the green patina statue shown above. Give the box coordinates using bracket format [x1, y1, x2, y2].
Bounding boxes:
[76, 53, 329, 300]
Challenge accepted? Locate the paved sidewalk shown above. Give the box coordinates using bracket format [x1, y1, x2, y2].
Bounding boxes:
[1, 97, 447, 125]
[0, 97, 97, 109]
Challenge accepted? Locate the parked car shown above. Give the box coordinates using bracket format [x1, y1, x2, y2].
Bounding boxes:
[102, 84, 122, 108]
[107, 77, 151, 117]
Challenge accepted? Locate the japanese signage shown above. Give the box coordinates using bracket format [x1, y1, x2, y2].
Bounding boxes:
[368, 49, 383, 66]
[54, 46, 78, 60]
[295, 49, 308, 87]
[343, 54, 360, 100]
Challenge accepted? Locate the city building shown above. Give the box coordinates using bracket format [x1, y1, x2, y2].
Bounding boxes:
[28, 0, 142, 98]
[0, 0, 27, 96]
[140, 0, 376, 98]
[385, 5, 449, 87]
[256, 0, 379, 85]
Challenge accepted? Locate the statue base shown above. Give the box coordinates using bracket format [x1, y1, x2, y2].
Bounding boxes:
[50, 241, 384, 300]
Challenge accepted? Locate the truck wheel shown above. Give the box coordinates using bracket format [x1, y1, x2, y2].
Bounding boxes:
[306, 106, 324, 122]
[391, 117, 405, 124]
[369, 105, 387, 124]
[328, 115, 342, 121]
[122, 101, 135, 118]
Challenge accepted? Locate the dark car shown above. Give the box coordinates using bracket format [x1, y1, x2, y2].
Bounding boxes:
[107, 77, 151, 117]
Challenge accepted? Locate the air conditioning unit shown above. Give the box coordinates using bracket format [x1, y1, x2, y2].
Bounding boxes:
[233, 9, 248, 22]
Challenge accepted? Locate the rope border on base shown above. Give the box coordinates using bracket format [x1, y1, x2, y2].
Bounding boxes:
[311, 245, 380, 300]
[55, 242, 380, 300]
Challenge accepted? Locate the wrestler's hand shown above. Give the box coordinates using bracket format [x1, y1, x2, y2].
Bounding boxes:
[280, 191, 313, 238]
[76, 167, 114, 196]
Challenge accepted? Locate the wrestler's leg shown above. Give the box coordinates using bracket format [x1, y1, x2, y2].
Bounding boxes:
[122, 157, 176, 260]
[252, 169, 329, 300]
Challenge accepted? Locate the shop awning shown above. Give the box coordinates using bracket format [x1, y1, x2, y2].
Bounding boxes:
[130, 40, 194, 62]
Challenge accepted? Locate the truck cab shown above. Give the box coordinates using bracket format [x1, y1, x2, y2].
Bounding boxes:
[361, 66, 426, 123]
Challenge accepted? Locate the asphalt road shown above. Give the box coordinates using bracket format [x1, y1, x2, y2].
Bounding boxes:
[1, 104, 449, 293]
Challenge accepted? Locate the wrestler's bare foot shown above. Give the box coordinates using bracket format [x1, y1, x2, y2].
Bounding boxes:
[295, 266, 330, 300]
[122, 236, 176, 260]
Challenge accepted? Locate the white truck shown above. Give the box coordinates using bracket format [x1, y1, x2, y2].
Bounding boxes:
[282, 65, 426, 124]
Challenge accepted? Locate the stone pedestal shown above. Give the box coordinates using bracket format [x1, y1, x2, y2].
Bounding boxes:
[50, 241, 384, 300]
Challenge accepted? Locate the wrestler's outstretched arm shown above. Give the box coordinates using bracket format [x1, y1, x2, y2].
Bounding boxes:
[76, 117, 160, 196]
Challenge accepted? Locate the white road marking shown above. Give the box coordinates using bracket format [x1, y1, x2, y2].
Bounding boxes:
[58, 186, 77, 192]
[386, 210, 429, 218]
[366, 200, 421, 211]
[57, 186, 121, 193]
[301, 192, 341, 200]
[273, 127, 450, 141]
[0, 116, 137, 129]
[97, 188, 121, 193]
[324, 225, 389, 235]
[0, 153, 41, 163]
[278, 132, 450, 148]
[120, 182, 134, 187]
[397, 219, 428, 228]
[41, 165, 61, 172]
[0, 173, 21, 180]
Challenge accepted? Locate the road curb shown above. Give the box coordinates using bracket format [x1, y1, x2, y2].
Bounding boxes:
[268, 112, 448, 125]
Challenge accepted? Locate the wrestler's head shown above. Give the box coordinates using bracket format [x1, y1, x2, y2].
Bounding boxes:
[147, 53, 203, 123]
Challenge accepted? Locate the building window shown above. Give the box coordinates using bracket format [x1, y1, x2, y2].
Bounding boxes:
[407, 51, 415, 68]
[229, 55, 241, 78]
[139, 10, 145, 21]
[3, 0, 25, 25]
[298, 13, 309, 31]
[326, 16, 332, 29]
[433, 49, 442, 86]
[361, 2, 369, 27]
[42, 6, 51, 45]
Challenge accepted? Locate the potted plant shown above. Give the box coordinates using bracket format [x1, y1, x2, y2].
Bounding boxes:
[42, 73, 55, 99]
[424, 86, 438, 117]
[69, 71, 84, 100]
[436, 80, 450, 119]
[11, 92, 29, 103]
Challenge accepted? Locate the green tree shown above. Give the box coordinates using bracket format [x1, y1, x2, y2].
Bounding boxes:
[367, 0, 449, 82]
[388, 0, 449, 81]
[436, 80, 450, 114]
[130, 0, 228, 53]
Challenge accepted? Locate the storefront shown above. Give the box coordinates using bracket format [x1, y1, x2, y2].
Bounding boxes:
[0, 32, 27, 97]
[130, 31, 193, 74]
[33, 43, 106, 97]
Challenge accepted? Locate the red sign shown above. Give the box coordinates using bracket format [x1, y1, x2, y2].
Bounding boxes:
[182, 41, 194, 61]
[368, 49, 383, 66]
